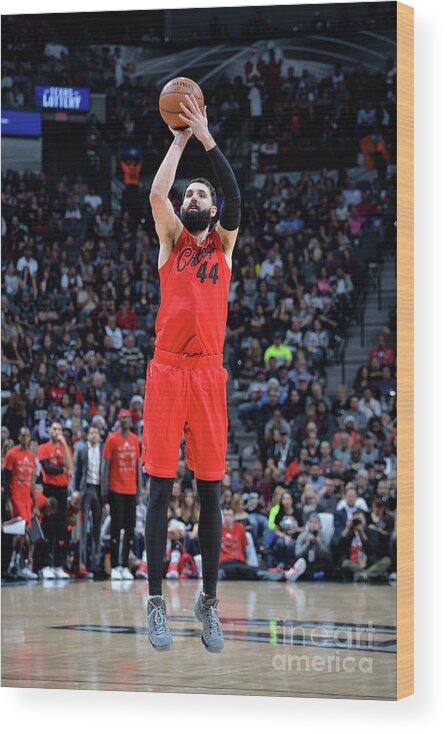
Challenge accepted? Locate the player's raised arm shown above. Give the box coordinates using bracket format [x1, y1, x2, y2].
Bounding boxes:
[179, 95, 241, 253]
[149, 127, 192, 248]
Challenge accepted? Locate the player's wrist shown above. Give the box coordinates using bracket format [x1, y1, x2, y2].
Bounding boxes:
[172, 134, 189, 150]
[201, 133, 216, 151]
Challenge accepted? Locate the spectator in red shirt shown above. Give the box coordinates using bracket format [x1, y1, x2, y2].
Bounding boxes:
[116, 299, 137, 332]
[368, 334, 395, 367]
[101, 408, 142, 580]
[3, 427, 38, 579]
[37, 421, 73, 579]
[218, 506, 285, 582]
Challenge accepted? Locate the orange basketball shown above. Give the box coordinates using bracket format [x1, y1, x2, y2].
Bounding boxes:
[159, 77, 205, 130]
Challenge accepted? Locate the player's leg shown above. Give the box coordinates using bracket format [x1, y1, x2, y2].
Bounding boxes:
[142, 356, 191, 649]
[193, 479, 225, 653]
[145, 475, 175, 651]
[52, 486, 69, 578]
[196, 479, 222, 598]
[120, 494, 136, 579]
[90, 488, 102, 574]
[187, 365, 228, 652]
[80, 490, 92, 572]
[109, 491, 124, 579]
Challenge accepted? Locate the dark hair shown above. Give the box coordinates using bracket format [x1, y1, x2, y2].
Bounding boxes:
[182, 177, 217, 206]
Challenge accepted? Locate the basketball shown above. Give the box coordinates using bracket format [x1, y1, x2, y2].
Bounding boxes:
[159, 77, 205, 129]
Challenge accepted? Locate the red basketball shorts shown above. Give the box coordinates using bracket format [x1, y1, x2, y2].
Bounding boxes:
[11, 493, 32, 527]
[141, 347, 228, 481]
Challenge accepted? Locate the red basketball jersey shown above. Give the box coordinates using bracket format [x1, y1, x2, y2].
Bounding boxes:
[154, 226, 231, 356]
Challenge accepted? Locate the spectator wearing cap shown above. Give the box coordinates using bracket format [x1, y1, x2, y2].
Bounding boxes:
[130, 395, 144, 426]
[263, 332, 293, 368]
[101, 408, 142, 580]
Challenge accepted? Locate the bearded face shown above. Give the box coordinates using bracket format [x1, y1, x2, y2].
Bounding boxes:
[179, 202, 213, 233]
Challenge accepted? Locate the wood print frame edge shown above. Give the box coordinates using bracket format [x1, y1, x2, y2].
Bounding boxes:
[396, 0, 414, 701]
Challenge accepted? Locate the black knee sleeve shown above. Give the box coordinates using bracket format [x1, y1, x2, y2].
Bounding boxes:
[145, 475, 175, 596]
[196, 479, 222, 597]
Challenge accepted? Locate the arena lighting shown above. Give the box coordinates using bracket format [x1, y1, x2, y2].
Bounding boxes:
[34, 85, 90, 111]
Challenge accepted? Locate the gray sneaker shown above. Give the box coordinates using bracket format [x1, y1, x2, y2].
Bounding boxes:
[147, 596, 173, 652]
[194, 593, 224, 653]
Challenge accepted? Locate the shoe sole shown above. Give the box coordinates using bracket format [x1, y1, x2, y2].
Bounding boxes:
[194, 604, 224, 653]
[200, 635, 223, 653]
[148, 637, 173, 652]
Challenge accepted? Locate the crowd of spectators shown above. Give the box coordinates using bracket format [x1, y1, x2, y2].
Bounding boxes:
[2, 12, 396, 176]
[1, 146, 396, 583]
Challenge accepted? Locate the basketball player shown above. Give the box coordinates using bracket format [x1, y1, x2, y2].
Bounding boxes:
[142, 94, 240, 652]
[37, 421, 73, 579]
[3, 427, 38, 579]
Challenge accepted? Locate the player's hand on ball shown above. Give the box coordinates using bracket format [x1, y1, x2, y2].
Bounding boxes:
[179, 95, 210, 144]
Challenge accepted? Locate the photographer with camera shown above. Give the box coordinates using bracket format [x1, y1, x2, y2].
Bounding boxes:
[339, 510, 391, 582]
[292, 512, 333, 580]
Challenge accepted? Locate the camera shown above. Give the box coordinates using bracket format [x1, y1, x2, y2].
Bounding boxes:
[311, 529, 319, 537]
[352, 518, 361, 527]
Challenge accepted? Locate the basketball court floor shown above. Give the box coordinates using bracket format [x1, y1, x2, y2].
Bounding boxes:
[1, 579, 396, 699]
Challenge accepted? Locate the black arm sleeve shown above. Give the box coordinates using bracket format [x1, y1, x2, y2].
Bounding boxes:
[41, 459, 65, 476]
[207, 145, 241, 231]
